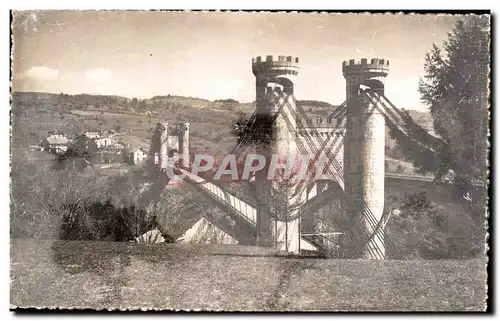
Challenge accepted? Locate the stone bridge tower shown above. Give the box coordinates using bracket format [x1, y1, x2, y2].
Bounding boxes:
[252, 55, 300, 157]
[178, 120, 190, 169]
[252, 55, 305, 252]
[159, 121, 169, 170]
[342, 58, 389, 259]
[153, 120, 190, 172]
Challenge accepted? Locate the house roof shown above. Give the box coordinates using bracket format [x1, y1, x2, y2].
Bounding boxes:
[132, 147, 148, 154]
[46, 135, 70, 145]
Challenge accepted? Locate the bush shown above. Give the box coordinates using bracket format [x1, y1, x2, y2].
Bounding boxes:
[402, 191, 435, 214]
[58, 200, 160, 242]
[11, 165, 109, 239]
[10, 159, 170, 242]
[386, 191, 481, 260]
[386, 192, 436, 258]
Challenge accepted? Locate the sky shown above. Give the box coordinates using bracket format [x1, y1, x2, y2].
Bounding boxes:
[11, 11, 459, 110]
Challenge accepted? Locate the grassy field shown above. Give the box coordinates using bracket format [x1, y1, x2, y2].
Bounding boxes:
[10, 238, 487, 311]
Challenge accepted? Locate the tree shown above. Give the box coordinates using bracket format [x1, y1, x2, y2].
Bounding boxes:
[407, 16, 490, 187]
[261, 158, 308, 251]
[270, 179, 304, 251]
[138, 99, 148, 112]
[54, 134, 99, 171]
[73, 134, 98, 158]
[131, 97, 138, 108]
[231, 112, 248, 142]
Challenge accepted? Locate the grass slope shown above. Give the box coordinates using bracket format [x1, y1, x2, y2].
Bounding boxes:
[11, 239, 487, 311]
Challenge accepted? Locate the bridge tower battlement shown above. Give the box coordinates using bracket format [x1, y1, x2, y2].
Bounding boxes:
[342, 58, 389, 100]
[252, 55, 300, 77]
[253, 55, 299, 103]
[252, 55, 300, 154]
[342, 57, 389, 259]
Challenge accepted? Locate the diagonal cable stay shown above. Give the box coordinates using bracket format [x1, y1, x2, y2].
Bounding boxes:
[274, 90, 396, 258]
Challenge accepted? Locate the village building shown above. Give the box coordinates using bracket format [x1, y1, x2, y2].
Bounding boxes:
[112, 141, 126, 149]
[130, 147, 148, 165]
[95, 137, 116, 149]
[85, 131, 101, 139]
[40, 134, 70, 154]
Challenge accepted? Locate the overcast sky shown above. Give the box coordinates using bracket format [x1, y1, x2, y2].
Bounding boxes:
[11, 11, 458, 110]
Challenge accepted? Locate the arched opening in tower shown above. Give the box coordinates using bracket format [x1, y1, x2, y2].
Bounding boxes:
[266, 83, 284, 94]
[168, 149, 179, 157]
[168, 149, 180, 164]
[273, 77, 294, 95]
[362, 79, 385, 96]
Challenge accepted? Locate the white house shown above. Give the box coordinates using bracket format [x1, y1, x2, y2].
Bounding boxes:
[85, 131, 101, 139]
[130, 147, 148, 165]
[41, 134, 70, 153]
[95, 137, 116, 149]
[112, 141, 126, 149]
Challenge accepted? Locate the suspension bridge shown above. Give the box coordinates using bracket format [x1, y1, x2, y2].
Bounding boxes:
[150, 55, 486, 260]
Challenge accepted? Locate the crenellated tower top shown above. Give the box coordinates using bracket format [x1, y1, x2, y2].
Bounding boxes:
[252, 55, 300, 78]
[342, 58, 390, 78]
[252, 55, 300, 97]
[178, 120, 190, 129]
[342, 58, 390, 100]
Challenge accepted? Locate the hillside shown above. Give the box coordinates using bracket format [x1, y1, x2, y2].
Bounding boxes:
[11, 92, 250, 157]
[11, 91, 433, 171]
[11, 238, 487, 311]
[295, 99, 434, 148]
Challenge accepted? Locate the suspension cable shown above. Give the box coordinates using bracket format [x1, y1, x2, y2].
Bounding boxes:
[276, 91, 393, 258]
[286, 92, 399, 258]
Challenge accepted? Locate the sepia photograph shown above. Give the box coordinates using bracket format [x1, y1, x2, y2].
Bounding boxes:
[9, 10, 490, 311]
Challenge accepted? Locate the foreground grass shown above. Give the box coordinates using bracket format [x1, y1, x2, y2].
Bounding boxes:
[10, 238, 487, 311]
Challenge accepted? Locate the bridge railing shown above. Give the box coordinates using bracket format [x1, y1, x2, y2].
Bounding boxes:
[179, 168, 257, 225]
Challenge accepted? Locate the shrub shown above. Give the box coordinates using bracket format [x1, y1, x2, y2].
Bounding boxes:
[11, 164, 109, 239]
[386, 192, 446, 259]
[58, 200, 158, 242]
[10, 158, 171, 242]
